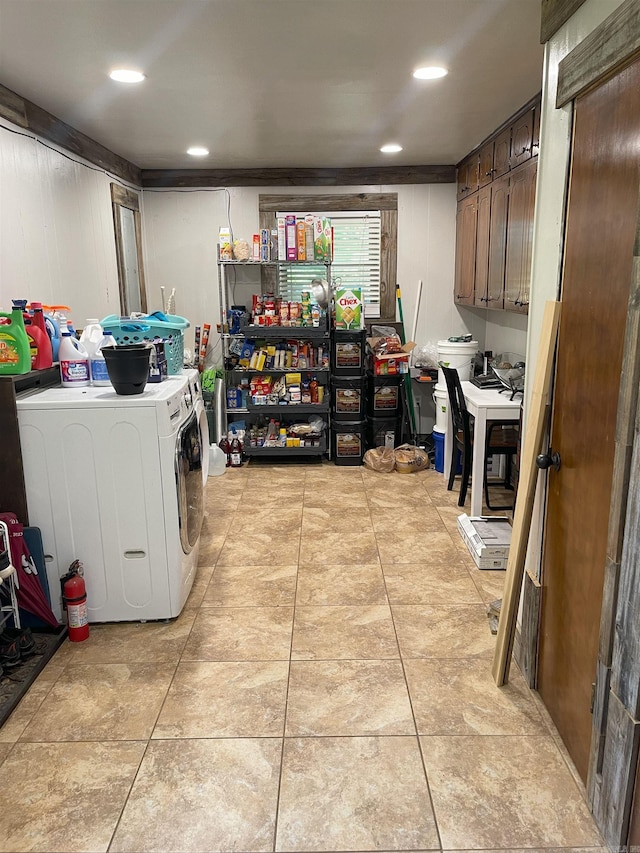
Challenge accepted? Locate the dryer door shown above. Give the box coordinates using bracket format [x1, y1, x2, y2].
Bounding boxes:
[176, 410, 204, 554]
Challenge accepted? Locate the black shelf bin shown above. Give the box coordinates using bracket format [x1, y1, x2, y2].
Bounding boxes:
[366, 373, 403, 417]
[331, 375, 367, 421]
[331, 329, 367, 376]
[331, 420, 365, 466]
[365, 414, 402, 450]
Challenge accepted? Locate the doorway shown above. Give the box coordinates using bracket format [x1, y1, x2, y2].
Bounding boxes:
[537, 55, 640, 784]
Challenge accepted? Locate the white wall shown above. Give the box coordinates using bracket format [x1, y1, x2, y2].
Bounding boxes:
[0, 118, 128, 324]
[142, 183, 466, 367]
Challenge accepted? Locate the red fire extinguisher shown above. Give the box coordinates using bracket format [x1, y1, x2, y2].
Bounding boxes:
[60, 560, 89, 642]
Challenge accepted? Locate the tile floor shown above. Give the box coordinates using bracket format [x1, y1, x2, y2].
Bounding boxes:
[0, 463, 606, 853]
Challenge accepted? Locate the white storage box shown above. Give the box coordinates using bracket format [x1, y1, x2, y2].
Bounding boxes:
[457, 514, 511, 570]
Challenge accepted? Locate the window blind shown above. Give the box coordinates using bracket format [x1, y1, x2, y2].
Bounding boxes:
[277, 211, 381, 317]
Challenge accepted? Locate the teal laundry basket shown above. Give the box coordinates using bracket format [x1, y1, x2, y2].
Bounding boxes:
[101, 313, 189, 375]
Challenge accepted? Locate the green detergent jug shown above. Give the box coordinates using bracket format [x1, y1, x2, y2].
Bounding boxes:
[0, 303, 32, 374]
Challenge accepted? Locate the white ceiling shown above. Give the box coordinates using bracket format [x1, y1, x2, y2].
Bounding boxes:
[0, 0, 544, 171]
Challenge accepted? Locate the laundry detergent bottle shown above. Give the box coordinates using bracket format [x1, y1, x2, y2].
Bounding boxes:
[59, 329, 89, 386]
[23, 302, 53, 370]
[90, 330, 116, 386]
[0, 302, 31, 375]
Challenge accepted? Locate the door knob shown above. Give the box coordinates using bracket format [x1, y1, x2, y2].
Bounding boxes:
[536, 450, 561, 472]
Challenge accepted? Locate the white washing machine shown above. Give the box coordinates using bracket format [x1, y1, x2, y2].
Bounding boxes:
[16, 370, 206, 623]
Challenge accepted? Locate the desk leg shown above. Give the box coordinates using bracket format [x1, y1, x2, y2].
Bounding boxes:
[470, 411, 487, 516]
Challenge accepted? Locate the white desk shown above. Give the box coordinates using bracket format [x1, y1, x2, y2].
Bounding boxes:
[443, 381, 521, 517]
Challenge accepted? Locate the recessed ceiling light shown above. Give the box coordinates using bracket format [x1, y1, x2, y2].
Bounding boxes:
[109, 69, 145, 83]
[380, 143, 403, 154]
[413, 66, 448, 80]
[187, 146, 209, 157]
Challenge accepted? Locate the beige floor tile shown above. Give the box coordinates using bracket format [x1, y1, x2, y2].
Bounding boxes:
[286, 659, 414, 736]
[153, 660, 288, 738]
[303, 483, 369, 509]
[443, 849, 608, 853]
[201, 506, 236, 536]
[421, 735, 603, 850]
[470, 566, 507, 603]
[376, 527, 461, 565]
[19, 663, 173, 742]
[0, 741, 144, 853]
[0, 743, 11, 765]
[405, 657, 547, 735]
[0, 663, 64, 743]
[196, 532, 226, 566]
[296, 563, 386, 605]
[276, 736, 439, 851]
[110, 738, 281, 853]
[371, 508, 445, 533]
[299, 507, 378, 565]
[292, 605, 399, 659]
[53, 610, 196, 664]
[202, 563, 297, 606]
[217, 528, 301, 565]
[182, 564, 215, 610]
[393, 604, 496, 658]
[182, 606, 294, 660]
[383, 561, 482, 604]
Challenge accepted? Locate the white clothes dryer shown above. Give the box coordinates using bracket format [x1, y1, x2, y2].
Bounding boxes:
[16, 372, 205, 622]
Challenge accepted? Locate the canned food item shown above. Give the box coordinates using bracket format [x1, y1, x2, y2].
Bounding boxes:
[301, 290, 311, 303]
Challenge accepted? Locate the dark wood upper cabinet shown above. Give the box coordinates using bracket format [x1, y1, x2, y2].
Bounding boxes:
[493, 127, 512, 178]
[478, 141, 495, 188]
[532, 103, 541, 157]
[457, 155, 479, 200]
[504, 159, 537, 313]
[454, 194, 477, 305]
[474, 185, 491, 305]
[511, 109, 534, 168]
[486, 176, 510, 309]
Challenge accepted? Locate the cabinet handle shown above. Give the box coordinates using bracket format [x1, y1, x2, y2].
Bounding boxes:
[484, 171, 492, 177]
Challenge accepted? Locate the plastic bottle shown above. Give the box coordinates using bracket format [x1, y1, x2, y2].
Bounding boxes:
[218, 434, 230, 467]
[310, 375, 319, 404]
[0, 303, 31, 375]
[15, 300, 53, 370]
[208, 444, 227, 476]
[43, 313, 60, 361]
[80, 319, 104, 367]
[59, 330, 89, 386]
[230, 434, 242, 467]
[90, 330, 115, 386]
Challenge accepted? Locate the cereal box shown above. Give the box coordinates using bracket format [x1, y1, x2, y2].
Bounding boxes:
[313, 216, 332, 262]
[334, 288, 363, 330]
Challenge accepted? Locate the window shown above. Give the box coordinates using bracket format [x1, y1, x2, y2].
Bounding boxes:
[276, 211, 381, 317]
[258, 193, 398, 320]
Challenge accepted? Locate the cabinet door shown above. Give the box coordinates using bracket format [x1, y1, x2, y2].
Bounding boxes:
[479, 141, 494, 188]
[532, 101, 541, 157]
[454, 195, 477, 305]
[486, 175, 510, 309]
[474, 186, 491, 306]
[493, 127, 511, 178]
[457, 155, 479, 199]
[504, 159, 537, 313]
[511, 109, 534, 168]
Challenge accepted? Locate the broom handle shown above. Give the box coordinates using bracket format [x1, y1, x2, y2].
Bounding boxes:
[396, 286, 417, 438]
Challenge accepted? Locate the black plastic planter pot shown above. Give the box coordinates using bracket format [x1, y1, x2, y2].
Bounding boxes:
[102, 344, 152, 395]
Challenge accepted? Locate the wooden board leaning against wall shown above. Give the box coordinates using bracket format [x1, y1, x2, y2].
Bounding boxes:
[454, 94, 541, 315]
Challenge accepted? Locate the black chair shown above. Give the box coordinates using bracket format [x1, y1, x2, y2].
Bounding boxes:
[441, 365, 519, 510]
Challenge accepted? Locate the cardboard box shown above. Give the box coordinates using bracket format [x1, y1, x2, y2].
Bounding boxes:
[335, 288, 364, 330]
[456, 514, 511, 570]
[367, 337, 415, 375]
[286, 215, 297, 261]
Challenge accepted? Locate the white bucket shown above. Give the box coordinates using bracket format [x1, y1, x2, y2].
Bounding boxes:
[437, 339, 478, 387]
[433, 384, 448, 433]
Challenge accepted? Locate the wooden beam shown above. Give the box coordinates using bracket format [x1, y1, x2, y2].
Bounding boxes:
[492, 301, 561, 685]
[557, 0, 640, 107]
[259, 192, 398, 212]
[141, 165, 455, 189]
[540, 0, 588, 44]
[0, 83, 141, 186]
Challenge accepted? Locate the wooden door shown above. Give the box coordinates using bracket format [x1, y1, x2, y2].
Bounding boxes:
[486, 176, 509, 309]
[537, 57, 640, 784]
[474, 186, 491, 306]
[504, 160, 536, 313]
[457, 156, 478, 200]
[454, 195, 477, 305]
